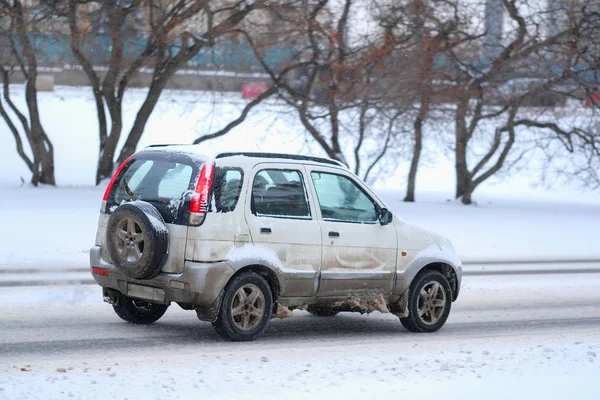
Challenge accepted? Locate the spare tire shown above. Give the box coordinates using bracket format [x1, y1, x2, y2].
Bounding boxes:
[106, 201, 169, 279]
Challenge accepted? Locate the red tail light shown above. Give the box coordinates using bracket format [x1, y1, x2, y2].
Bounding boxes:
[92, 266, 109, 276]
[102, 155, 134, 201]
[189, 162, 214, 225]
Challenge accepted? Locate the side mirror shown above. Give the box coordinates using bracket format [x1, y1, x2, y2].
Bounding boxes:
[379, 208, 393, 226]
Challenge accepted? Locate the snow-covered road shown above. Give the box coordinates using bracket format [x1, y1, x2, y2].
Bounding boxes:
[1, 272, 599, 399]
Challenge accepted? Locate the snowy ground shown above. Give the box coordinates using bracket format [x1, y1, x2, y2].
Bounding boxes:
[1, 84, 599, 204]
[0, 185, 598, 271]
[1, 273, 599, 399]
[0, 84, 598, 266]
[1, 85, 599, 399]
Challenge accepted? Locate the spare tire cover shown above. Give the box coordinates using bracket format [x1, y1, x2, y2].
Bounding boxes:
[106, 201, 169, 279]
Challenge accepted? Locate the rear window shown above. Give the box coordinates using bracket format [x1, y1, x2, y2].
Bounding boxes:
[108, 157, 199, 224]
[113, 159, 195, 205]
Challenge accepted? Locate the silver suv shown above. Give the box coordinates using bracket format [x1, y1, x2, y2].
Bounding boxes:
[90, 147, 462, 341]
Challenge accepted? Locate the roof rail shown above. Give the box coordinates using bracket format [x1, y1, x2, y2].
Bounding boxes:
[215, 152, 346, 167]
[146, 143, 191, 148]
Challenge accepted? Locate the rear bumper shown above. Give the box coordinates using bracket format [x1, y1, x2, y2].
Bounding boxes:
[89, 246, 235, 312]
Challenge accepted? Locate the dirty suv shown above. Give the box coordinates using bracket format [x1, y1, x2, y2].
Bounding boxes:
[90, 147, 462, 341]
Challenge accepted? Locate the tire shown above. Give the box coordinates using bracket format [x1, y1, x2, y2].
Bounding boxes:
[400, 270, 452, 333]
[306, 305, 340, 317]
[106, 201, 168, 280]
[212, 272, 273, 342]
[113, 294, 169, 324]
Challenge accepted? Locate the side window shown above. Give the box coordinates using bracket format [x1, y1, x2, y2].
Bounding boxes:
[310, 172, 378, 223]
[252, 169, 311, 219]
[213, 168, 243, 213]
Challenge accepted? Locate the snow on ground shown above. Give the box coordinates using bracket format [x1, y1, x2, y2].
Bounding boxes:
[0, 84, 598, 266]
[1, 72, 599, 400]
[1, 84, 599, 204]
[1, 274, 599, 399]
[0, 185, 598, 268]
[1, 338, 597, 400]
[380, 190, 600, 262]
[0, 186, 103, 268]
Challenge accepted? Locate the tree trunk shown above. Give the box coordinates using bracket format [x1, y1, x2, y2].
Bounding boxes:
[11, 0, 56, 186]
[454, 97, 470, 202]
[117, 76, 165, 164]
[404, 115, 423, 202]
[460, 186, 473, 205]
[96, 132, 121, 184]
[25, 76, 55, 185]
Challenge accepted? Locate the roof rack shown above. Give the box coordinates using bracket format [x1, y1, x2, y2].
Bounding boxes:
[215, 152, 346, 167]
[146, 143, 191, 148]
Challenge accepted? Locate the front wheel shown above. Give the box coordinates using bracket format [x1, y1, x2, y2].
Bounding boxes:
[400, 270, 452, 333]
[112, 294, 169, 324]
[212, 272, 273, 342]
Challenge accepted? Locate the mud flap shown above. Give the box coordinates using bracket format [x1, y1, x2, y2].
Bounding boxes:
[196, 291, 224, 322]
[390, 288, 409, 318]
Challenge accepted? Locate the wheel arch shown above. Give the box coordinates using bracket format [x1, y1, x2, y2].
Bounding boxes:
[416, 262, 459, 301]
[227, 264, 281, 301]
[394, 253, 462, 302]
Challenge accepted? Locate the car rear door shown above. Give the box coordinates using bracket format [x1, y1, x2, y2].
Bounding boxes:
[244, 163, 322, 298]
[101, 152, 201, 274]
[305, 165, 398, 297]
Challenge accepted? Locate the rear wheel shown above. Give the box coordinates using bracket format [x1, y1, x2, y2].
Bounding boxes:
[113, 294, 169, 324]
[212, 272, 273, 342]
[400, 270, 452, 333]
[307, 305, 340, 317]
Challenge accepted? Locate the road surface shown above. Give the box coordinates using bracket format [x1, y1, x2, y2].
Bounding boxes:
[1, 270, 599, 399]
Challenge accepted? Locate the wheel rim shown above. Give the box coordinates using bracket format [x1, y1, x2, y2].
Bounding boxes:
[114, 217, 145, 263]
[417, 281, 446, 325]
[231, 284, 265, 331]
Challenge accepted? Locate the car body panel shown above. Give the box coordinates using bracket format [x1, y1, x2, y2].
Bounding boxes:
[242, 163, 322, 298]
[303, 164, 398, 297]
[393, 218, 462, 298]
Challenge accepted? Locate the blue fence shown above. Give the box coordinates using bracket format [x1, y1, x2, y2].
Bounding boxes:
[0, 33, 296, 70]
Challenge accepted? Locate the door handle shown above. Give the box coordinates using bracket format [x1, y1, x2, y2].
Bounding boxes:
[260, 227, 272, 234]
[329, 231, 339, 238]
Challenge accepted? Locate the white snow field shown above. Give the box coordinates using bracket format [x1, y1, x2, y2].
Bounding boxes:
[0, 85, 599, 400]
[0, 185, 599, 272]
[0, 85, 599, 267]
[0, 274, 599, 400]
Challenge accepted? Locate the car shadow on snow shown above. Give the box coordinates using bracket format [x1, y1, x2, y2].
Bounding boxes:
[127, 312, 416, 346]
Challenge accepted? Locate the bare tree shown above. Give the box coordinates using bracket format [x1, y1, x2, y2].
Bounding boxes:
[209, 0, 414, 181]
[47, 0, 262, 184]
[375, 0, 470, 201]
[442, 0, 600, 204]
[0, 0, 55, 185]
